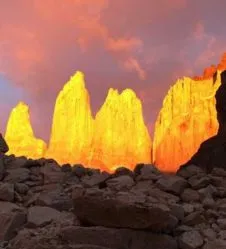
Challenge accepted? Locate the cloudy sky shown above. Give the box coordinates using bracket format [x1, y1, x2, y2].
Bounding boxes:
[0, 0, 226, 142]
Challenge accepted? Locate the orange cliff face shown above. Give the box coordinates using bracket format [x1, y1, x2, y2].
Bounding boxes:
[89, 88, 152, 172]
[4, 101, 47, 158]
[45, 71, 94, 165]
[153, 72, 223, 172]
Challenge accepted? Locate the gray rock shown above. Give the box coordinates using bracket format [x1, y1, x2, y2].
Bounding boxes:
[36, 189, 73, 211]
[4, 168, 30, 183]
[217, 218, 226, 229]
[131, 180, 153, 194]
[198, 185, 217, 199]
[201, 228, 216, 241]
[188, 175, 210, 190]
[27, 206, 61, 228]
[71, 185, 85, 199]
[114, 167, 134, 177]
[169, 204, 185, 221]
[61, 163, 72, 172]
[211, 223, 220, 232]
[203, 239, 226, 249]
[73, 189, 176, 231]
[148, 187, 180, 204]
[135, 164, 161, 181]
[0, 183, 14, 201]
[203, 197, 215, 209]
[180, 188, 200, 202]
[0, 134, 8, 153]
[178, 231, 203, 249]
[183, 211, 205, 226]
[0, 202, 26, 241]
[211, 167, 226, 177]
[81, 172, 110, 188]
[106, 175, 135, 191]
[41, 163, 64, 184]
[156, 175, 188, 195]
[218, 230, 226, 240]
[4, 156, 27, 169]
[72, 164, 87, 177]
[14, 183, 29, 195]
[177, 164, 205, 179]
[61, 226, 178, 249]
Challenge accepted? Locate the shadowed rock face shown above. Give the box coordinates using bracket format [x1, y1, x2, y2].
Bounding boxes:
[0, 134, 8, 154]
[177, 70, 226, 173]
[216, 70, 226, 135]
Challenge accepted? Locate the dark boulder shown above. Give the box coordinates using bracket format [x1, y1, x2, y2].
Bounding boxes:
[0, 134, 8, 154]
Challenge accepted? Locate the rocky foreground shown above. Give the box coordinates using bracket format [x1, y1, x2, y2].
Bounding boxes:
[0, 152, 225, 249]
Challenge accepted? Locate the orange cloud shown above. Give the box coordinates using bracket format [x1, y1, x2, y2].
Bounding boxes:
[0, 0, 147, 82]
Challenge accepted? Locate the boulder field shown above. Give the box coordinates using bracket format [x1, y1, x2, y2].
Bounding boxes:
[0, 150, 225, 248]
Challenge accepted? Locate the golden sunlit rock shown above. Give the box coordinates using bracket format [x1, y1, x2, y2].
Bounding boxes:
[89, 88, 152, 171]
[153, 72, 223, 172]
[45, 71, 94, 165]
[5, 101, 46, 158]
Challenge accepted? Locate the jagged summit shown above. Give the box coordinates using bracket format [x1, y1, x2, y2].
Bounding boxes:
[153, 71, 222, 172]
[177, 70, 226, 173]
[5, 101, 46, 158]
[90, 86, 151, 171]
[45, 71, 94, 165]
[59, 71, 86, 96]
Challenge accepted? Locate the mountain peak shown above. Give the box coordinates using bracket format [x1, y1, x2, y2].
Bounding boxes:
[5, 102, 46, 158]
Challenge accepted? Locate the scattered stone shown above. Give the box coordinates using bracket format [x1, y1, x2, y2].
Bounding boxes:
[0, 202, 26, 241]
[203, 239, 226, 249]
[27, 206, 61, 228]
[61, 226, 178, 249]
[179, 230, 203, 249]
[36, 189, 73, 211]
[73, 189, 176, 231]
[217, 218, 226, 229]
[156, 175, 188, 195]
[4, 168, 30, 183]
[41, 163, 65, 184]
[183, 211, 205, 226]
[135, 164, 161, 181]
[201, 228, 216, 241]
[188, 175, 210, 190]
[181, 188, 200, 202]
[81, 172, 110, 188]
[61, 163, 72, 172]
[106, 175, 135, 191]
[114, 166, 134, 177]
[0, 134, 8, 154]
[72, 164, 87, 178]
[177, 164, 205, 179]
[0, 183, 14, 201]
[14, 183, 29, 195]
[4, 156, 27, 169]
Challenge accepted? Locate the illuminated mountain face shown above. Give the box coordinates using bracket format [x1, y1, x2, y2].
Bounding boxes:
[89, 88, 152, 172]
[5, 101, 46, 158]
[153, 73, 222, 172]
[4, 71, 151, 171]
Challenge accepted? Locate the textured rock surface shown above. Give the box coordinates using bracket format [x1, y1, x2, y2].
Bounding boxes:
[4, 102, 46, 159]
[178, 70, 226, 173]
[0, 156, 225, 248]
[153, 72, 221, 172]
[90, 88, 152, 171]
[0, 134, 8, 154]
[45, 71, 94, 166]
